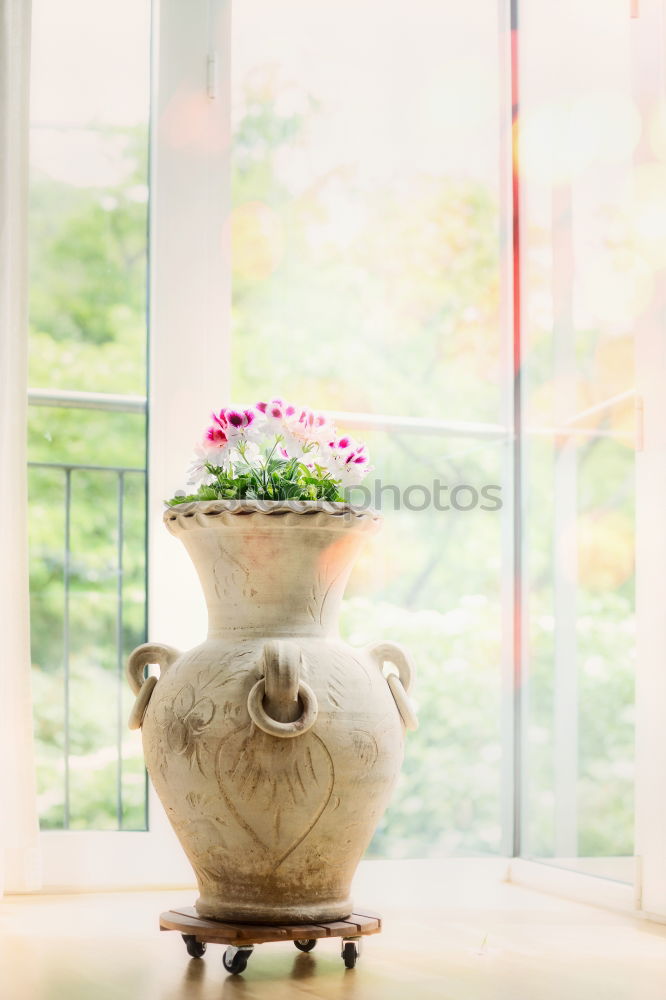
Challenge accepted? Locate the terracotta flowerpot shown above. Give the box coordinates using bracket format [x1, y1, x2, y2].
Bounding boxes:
[127, 500, 417, 924]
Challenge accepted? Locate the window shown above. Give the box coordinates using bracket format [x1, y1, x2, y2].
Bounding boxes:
[28, 0, 151, 831]
[230, 0, 509, 858]
[519, 0, 639, 882]
[26, 0, 666, 908]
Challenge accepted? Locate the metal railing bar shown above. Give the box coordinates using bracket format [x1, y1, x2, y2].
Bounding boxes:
[29, 462, 145, 474]
[563, 388, 636, 427]
[324, 410, 509, 438]
[27, 387, 638, 439]
[526, 427, 636, 440]
[116, 472, 125, 831]
[63, 469, 72, 830]
[27, 387, 509, 437]
[28, 388, 147, 414]
[27, 389, 638, 442]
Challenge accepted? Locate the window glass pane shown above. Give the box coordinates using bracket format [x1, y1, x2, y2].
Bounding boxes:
[232, 0, 509, 857]
[231, 0, 504, 424]
[28, 0, 150, 831]
[520, 0, 637, 878]
[29, 0, 149, 397]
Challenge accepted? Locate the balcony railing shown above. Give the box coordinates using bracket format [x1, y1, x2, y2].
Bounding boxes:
[28, 389, 148, 831]
[27, 387, 637, 441]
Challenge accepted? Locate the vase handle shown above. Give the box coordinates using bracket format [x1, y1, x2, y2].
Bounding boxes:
[126, 642, 181, 730]
[365, 641, 418, 731]
[247, 640, 318, 739]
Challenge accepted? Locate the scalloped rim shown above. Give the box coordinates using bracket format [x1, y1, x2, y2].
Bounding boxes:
[163, 498, 382, 532]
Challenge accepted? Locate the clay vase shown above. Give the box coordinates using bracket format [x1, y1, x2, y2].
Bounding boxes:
[127, 499, 417, 924]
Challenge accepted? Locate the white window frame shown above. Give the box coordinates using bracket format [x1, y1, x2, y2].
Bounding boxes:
[633, 0, 666, 924]
[38, 0, 230, 889]
[508, 0, 666, 923]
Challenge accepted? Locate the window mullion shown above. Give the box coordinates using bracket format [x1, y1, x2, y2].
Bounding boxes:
[146, 0, 232, 859]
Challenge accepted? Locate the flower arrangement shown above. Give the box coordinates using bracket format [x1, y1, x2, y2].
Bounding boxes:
[167, 398, 372, 505]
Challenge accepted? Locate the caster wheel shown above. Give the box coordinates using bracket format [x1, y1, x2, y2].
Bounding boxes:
[294, 939, 317, 953]
[223, 947, 252, 975]
[342, 940, 359, 969]
[181, 934, 206, 958]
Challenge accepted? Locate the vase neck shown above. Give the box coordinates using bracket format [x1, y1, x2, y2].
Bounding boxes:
[175, 519, 369, 638]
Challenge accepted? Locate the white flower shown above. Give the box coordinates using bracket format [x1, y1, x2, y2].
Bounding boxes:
[186, 445, 225, 486]
[181, 400, 371, 498]
[325, 436, 372, 485]
[253, 401, 336, 460]
[288, 406, 334, 445]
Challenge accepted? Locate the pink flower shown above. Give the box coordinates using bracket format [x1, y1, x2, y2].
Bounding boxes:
[255, 398, 300, 443]
[208, 406, 262, 446]
[291, 407, 330, 442]
[257, 398, 285, 418]
[180, 397, 372, 494]
[226, 409, 252, 429]
[206, 425, 228, 447]
[325, 436, 372, 485]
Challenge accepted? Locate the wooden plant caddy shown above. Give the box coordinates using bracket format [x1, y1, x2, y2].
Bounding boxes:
[159, 906, 382, 974]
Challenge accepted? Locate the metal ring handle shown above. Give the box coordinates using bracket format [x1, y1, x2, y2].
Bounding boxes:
[247, 677, 318, 738]
[126, 642, 181, 730]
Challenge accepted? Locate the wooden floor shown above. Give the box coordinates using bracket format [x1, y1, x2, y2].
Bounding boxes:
[2, 861, 666, 1000]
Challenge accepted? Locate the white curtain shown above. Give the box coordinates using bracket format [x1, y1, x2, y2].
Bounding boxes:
[0, 0, 41, 894]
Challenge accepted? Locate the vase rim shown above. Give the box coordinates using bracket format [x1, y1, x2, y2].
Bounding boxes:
[163, 498, 382, 534]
